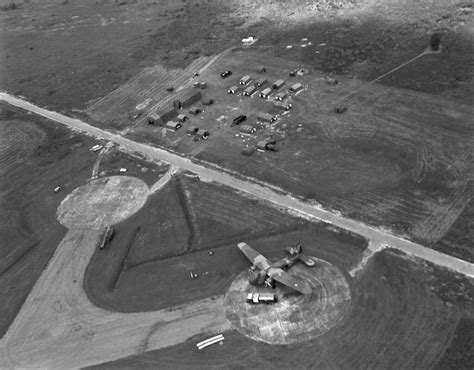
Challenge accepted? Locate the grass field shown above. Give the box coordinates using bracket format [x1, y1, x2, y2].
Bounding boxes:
[84, 173, 365, 312]
[90, 249, 474, 369]
[0, 103, 169, 338]
[0, 103, 97, 337]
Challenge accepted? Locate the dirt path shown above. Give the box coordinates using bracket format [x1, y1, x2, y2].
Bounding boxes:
[0, 229, 229, 368]
[1, 92, 472, 277]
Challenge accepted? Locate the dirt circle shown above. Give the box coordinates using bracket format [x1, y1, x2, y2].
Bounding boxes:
[224, 258, 351, 344]
[57, 176, 149, 230]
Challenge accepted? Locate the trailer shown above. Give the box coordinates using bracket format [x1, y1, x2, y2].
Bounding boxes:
[239, 75, 252, 85]
[196, 334, 224, 350]
[246, 292, 277, 304]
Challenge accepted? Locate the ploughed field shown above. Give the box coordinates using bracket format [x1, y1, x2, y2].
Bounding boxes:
[92, 49, 474, 261]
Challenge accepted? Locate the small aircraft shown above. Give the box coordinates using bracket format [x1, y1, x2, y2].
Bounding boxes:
[237, 242, 315, 294]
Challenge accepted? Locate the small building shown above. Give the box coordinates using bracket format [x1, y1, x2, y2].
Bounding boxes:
[228, 85, 240, 94]
[194, 129, 210, 141]
[165, 121, 182, 131]
[272, 79, 285, 89]
[202, 98, 214, 106]
[239, 75, 252, 85]
[178, 90, 202, 108]
[240, 124, 257, 135]
[186, 126, 199, 136]
[188, 107, 201, 116]
[193, 81, 207, 89]
[257, 112, 278, 124]
[173, 100, 181, 110]
[274, 92, 288, 101]
[259, 87, 272, 99]
[177, 114, 188, 123]
[255, 77, 267, 87]
[273, 102, 292, 111]
[289, 82, 304, 93]
[148, 107, 177, 125]
[243, 85, 257, 96]
[257, 140, 268, 152]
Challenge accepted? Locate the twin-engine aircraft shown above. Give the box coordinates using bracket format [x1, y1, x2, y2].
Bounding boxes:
[237, 242, 315, 294]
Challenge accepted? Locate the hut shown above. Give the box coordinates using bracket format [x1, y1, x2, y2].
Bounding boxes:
[179, 90, 202, 108]
[289, 83, 304, 93]
[228, 85, 240, 94]
[257, 140, 268, 152]
[257, 112, 277, 124]
[186, 126, 199, 136]
[189, 107, 202, 116]
[202, 98, 215, 106]
[243, 85, 257, 96]
[194, 129, 210, 141]
[273, 102, 292, 111]
[272, 79, 285, 89]
[239, 75, 252, 85]
[259, 87, 272, 99]
[274, 92, 288, 101]
[255, 77, 267, 87]
[240, 125, 257, 135]
[148, 107, 177, 125]
[177, 114, 188, 123]
[165, 121, 182, 131]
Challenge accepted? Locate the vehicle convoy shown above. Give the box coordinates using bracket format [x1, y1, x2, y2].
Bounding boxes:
[238, 242, 315, 294]
[247, 292, 277, 304]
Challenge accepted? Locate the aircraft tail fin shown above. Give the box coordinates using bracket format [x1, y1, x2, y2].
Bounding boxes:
[286, 242, 303, 256]
[286, 242, 316, 267]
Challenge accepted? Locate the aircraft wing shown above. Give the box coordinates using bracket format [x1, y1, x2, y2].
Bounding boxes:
[267, 267, 312, 294]
[238, 242, 272, 271]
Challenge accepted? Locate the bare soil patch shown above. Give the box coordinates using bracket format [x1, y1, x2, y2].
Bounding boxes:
[224, 258, 351, 344]
[57, 176, 149, 230]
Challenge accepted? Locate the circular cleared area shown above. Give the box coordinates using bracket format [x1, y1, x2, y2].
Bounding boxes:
[224, 258, 351, 344]
[57, 176, 149, 229]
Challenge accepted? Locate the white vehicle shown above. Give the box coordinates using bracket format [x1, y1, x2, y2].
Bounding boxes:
[246, 292, 277, 304]
[90, 144, 103, 152]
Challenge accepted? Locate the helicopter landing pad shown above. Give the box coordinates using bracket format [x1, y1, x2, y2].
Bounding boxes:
[223, 258, 351, 344]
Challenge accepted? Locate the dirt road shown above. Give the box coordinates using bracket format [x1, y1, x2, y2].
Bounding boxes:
[1, 92, 472, 277]
[0, 229, 229, 368]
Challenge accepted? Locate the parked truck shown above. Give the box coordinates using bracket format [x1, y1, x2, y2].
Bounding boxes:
[246, 292, 277, 304]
